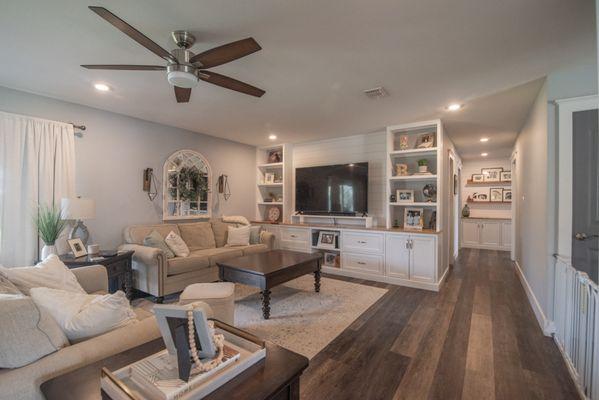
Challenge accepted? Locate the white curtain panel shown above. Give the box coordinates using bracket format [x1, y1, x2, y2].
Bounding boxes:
[0, 111, 75, 267]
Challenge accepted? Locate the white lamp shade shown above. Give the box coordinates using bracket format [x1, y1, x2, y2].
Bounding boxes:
[61, 198, 96, 220]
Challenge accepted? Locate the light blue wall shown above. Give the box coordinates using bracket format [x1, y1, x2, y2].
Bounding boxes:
[0, 86, 257, 249]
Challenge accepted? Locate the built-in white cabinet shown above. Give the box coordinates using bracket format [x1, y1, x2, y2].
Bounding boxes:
[385, 234, 436, 283]
[460, 218, 511, 251]
[259, 223, 443, 291]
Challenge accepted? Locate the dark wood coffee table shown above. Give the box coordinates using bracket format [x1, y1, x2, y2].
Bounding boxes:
[217, 250, 323, 319]
[41, 337, 308, 400]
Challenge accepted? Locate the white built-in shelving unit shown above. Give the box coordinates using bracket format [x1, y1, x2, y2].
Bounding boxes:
[255, 144, 292, 223]
[385, 120, 443, 230]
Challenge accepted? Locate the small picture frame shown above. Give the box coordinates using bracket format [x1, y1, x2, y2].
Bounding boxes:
[481, 167, 503, 182]
[324, 252, 337, 266]
[502, 189, 512, 203]
[67, 238, 88, 258]
[267, 149, 282, 164]
[403, 208, 424, 230]
[317, 231, 338, 249]
[490, 188, 503, 202]
[471, 191, 489, 202]
[396, 189, 414, 203]
[472, 174, 484, 183]
[264, 172, 275, 184]
[416, 133, 435, 149]
[500, 171, 511, 182]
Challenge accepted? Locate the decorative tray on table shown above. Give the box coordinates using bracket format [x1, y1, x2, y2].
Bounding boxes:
[101, 315, 266, 400]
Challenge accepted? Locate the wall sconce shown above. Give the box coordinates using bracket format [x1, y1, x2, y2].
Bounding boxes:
[143, 168, 158, 201]
[218, 174, 231, 201]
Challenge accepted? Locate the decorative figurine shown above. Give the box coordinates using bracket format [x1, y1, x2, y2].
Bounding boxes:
[395, 163, 409, 176]
[422, 184, 437, 202]
[399, 135, 409, 150]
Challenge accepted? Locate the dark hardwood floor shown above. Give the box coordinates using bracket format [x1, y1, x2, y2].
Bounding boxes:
[300, 248, 579, 400]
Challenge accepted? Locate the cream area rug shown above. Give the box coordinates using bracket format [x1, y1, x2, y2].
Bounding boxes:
[234, 275, 387, 359]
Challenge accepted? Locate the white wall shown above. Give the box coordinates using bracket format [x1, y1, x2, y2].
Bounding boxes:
[0, 86, 256, 249]
[292, 132, 386, 225]
[461, 158, 511, 219]
[513, 82, 550, 322]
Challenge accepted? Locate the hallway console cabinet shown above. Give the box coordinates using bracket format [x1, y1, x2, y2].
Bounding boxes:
[258, 223, 446, 291]
[461, 218, 511, 251]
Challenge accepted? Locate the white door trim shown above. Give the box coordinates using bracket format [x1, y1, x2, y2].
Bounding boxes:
[556, 95, 599, 260]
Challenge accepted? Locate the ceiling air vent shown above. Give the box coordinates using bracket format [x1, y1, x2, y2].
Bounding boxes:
[363, 86, 388, 99]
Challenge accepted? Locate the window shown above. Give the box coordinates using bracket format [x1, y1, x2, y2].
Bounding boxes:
[163, 150, 212, 220]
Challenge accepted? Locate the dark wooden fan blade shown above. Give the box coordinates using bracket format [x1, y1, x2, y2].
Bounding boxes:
[199, 71, 265, 97]
[89, 6, 175, 63]
[81, 65, 166, 70]
[174, 86, 191, 103]
[190, 38, 261, 68]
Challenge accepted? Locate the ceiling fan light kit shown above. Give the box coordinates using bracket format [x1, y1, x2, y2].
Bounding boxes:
[82, 6, 265, 103]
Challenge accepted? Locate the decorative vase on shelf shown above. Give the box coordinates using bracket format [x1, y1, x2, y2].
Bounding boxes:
[462, 204, 470, 218]
[41, 244, 57, 260]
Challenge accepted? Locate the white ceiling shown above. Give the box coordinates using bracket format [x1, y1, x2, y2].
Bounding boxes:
[0, 0, 595, 151]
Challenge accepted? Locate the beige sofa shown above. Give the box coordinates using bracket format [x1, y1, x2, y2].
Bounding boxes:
[119, 220, 274, 300]
[0, 265, 161, 400]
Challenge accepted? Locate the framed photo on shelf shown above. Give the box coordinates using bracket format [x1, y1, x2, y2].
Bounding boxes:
[500, 171, 512, 182]
[471, 191, 489, 202]
[416, 133, 435, 149]
[324, 252, 337, 266]
[472, 174, 484, 183]
[264, 172, 275, 184]
[317, 231, 338, 249]
[481, 167, 503, 182]
[267, 149, 282, 163]
[502, 189, 512, 202]
[403, 207, 424, 230]
[396, 189, 414, 203]
[67, 238, 87, 258]
[490, 188, 503, 202]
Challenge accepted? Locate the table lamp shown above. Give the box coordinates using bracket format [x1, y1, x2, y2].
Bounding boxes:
[61, 197, 96, 246]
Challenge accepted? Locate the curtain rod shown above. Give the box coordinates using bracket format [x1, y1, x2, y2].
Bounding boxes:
[69, 123, 86, 132]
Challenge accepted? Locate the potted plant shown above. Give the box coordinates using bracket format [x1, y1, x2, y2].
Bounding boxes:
[35, 203, 67, 259]
[417, 159, 429, 173]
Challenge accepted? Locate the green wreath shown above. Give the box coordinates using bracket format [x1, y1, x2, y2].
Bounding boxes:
[169, 166, 208, 202]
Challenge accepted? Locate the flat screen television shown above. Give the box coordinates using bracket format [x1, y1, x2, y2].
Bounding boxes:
[295, 162, 368, 215]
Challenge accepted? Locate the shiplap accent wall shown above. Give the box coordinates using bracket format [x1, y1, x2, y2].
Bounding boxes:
[292, 131, 387, 226]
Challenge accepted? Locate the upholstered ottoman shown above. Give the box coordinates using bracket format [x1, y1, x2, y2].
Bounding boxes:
[179, 282, 236, 325]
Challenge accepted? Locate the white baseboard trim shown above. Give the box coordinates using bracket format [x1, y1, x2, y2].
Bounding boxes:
[513, 261, 555, 336]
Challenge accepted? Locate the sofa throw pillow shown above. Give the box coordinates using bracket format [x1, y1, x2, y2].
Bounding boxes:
[0, 254, 85, 295]
[249, 225, 262, 244]
[144, 230, 175, 259]
[164, 231, 190, 257]
[30, 287, 137, 342]
[226, 225, 251, 247]
[0, 275, 69, 368]
[178, 222, 216, 251]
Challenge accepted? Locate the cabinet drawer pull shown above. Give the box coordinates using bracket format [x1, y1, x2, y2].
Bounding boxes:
[357, 240, 367, 244]
[357, 261, 366, 265]
[290, 234, 297, 238]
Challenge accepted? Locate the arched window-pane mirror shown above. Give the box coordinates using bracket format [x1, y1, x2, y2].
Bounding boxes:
[163, 150, 212, 220]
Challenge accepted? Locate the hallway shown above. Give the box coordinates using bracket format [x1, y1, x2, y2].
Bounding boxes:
[301, 249, 579, 400]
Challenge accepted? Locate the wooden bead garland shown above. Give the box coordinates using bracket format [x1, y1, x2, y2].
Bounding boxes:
[186, 303, 226, 375]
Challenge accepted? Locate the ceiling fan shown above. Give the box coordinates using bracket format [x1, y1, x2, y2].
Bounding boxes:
[81, 6, 265, 103]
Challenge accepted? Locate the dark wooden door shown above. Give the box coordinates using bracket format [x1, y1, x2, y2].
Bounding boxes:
[572, 108, 599, 283]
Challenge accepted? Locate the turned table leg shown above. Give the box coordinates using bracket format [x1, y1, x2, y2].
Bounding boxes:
[314, 268, 321, 293]
[261, 289, 271, 319]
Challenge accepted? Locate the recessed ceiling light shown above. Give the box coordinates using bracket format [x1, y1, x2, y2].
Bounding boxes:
[480, 137, 489, 142]
[446, 103, 462, 111]
[481, 152, 488, 157]
[93, 83, 110, 92]
[268, 134, 277, 140]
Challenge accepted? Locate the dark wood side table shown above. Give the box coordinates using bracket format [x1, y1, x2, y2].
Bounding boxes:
[218, 250, 323, 319]
[40, 337, 309, 400]
[59, 251, 134, 299]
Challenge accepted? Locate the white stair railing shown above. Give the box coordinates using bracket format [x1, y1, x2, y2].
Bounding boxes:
[553, 255, 599, 399]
